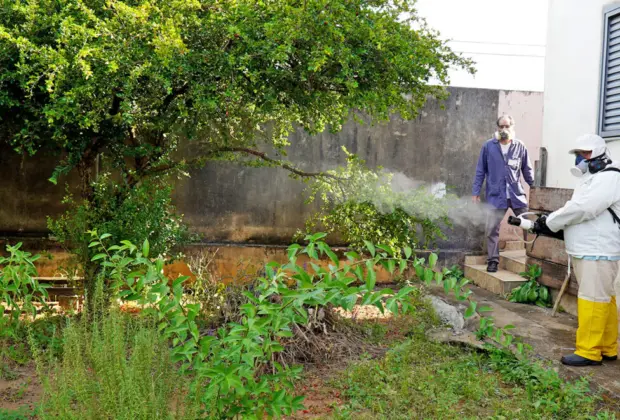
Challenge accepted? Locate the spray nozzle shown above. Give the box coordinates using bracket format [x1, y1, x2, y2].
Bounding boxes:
[508, 215, 534, 230]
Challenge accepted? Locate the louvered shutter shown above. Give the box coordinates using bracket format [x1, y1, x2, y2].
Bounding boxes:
[600, 7, 620, 138]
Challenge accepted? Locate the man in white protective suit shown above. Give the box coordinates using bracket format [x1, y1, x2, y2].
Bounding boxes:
[540, 134, 620, 366]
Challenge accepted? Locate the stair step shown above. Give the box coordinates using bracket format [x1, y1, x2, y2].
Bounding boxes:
[464, 264, 527, 295]
[500, 249, 526, 274]
[465, 250, 526, 274]
[464, 255, 486, 265]
[502, 241, 525, 251]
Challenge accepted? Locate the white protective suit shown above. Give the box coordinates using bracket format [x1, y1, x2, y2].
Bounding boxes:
[545, 134, 620, 362]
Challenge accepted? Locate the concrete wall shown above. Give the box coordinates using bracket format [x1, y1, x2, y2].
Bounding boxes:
[0, 87, 543, 253]
[543, 0, 620, 188]
[174, 87, 543, 250]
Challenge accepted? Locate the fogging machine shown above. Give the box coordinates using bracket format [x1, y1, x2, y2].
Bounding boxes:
[507, 214, 564, 241]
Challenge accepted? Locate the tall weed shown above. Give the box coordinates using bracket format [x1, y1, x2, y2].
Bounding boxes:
[31, 282, 197, 419]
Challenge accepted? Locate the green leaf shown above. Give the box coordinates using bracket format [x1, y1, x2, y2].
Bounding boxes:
[91, 253, 106, 262]
[404, 247, 412, 259]
[423, 268, 433, 285]
[142, 239, 150, 258]
[288, 244, 302, 259]
[364, 241, 376, 257]
[365, 260, 377, 290]
[464, 301, 477, 318]
[428, 253, 438, 269]
[434, 271, 443, 285]
[399, 259, 407, 274]
[376, 245, 394, 257]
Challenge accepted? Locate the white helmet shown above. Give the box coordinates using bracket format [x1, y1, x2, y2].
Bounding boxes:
[568, 134, 608, 159]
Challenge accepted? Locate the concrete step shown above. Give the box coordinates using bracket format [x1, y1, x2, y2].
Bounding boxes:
[464, 249, 526, 274]
[502, 240, 525, 251]
[464, 264, 527, 296]
[500, 249, 526, 274]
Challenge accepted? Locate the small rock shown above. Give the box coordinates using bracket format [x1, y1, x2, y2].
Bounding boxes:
[428, 296, 465, 330]
[426, 328, 487, 350]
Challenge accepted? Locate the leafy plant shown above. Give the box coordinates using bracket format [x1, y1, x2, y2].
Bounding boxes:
[1, 0, 473, 310]
[48, 177, 191, 310]
[508, 264, 551, 308]
[442, 264, 464, 282]
[81, 230, 518, 418]
[31, 289, 191, 420]
[0, 243, 49, 336]
[300, 152, 452, 253]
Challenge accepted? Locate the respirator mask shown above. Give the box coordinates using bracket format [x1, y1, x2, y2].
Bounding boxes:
[570, 153, 612, 177]
[494, 129, 513, 141]
[570, 154, 589, 177]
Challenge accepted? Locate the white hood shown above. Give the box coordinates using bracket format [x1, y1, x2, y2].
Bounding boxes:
[568, 134, 609, 160]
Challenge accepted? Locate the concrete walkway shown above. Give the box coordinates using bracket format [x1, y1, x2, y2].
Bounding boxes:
[430, 284, 620, 398]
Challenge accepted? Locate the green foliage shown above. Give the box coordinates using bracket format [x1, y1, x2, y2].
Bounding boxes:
[81, 231, 519, 418]
[0, 406, 38, 420]
[442, 264, 464, 282]
[508, 264, 551, 308]
[0, 1, 472, 302]
[301, 151, 451, 252]
[31, 295, 191, 420]
[88, 231, 428, 418]
[48, 176, 189, 264]
[333, 337, 614, 419]
[486, 348, 616, 418]
[0, 243, 49, 340]
[0, 0, 473, 174]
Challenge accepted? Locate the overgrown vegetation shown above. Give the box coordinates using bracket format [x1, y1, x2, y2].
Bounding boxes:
[509, 264, 552, 308]
[0, 0, 473, 305]
[0, 243, 51, 379]
[301, 152, 452, 252]
[333, 338, 617, 419]
[0, 237, 615, 418]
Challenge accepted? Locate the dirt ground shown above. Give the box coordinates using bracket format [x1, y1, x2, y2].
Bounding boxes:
[0, 363, 42, 413]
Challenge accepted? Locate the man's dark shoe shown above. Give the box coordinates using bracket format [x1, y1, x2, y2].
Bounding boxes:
[603, 354, 618, 361]
[487, 261, 499, 273]
[560, 354, 602, 366]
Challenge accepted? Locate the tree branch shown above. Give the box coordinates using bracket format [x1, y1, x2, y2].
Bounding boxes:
[162, 84, 189, 111]
[144, 147, 345, 181]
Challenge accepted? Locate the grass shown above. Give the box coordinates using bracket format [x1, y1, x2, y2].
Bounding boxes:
[329, 314, 619, 420]
[0, 406, 38, 420]
[3, 284, 618, 419]
[30, 307, 200, 419]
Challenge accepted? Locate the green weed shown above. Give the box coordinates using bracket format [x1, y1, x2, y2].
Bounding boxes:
[333, 335, 617, 419]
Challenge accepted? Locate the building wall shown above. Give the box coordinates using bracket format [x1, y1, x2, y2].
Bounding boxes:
[0, 87, 543, 253]
[543, 0, 620, 188]
[497, 90, 544, 240]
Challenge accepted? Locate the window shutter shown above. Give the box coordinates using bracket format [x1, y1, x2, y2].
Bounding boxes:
[600, 7, 620, 138]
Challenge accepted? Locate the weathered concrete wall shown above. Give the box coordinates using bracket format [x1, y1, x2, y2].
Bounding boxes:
[0, 87, 543, 254]
[176, 87, 543, 250]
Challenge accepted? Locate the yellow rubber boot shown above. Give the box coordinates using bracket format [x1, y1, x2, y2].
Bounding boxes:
[575, 298, 607, 361]
[601, 297, 618, 358]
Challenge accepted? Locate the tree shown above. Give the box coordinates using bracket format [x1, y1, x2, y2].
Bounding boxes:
[0, 0, 472, 301]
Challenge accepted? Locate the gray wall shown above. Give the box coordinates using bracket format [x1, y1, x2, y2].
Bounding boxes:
[0, 87, 543, 251]
[174, 87, 502, 250]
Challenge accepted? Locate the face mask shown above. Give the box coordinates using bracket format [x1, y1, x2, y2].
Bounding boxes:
[495, 130, 512, 141]
[570, 155, 589, 177]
